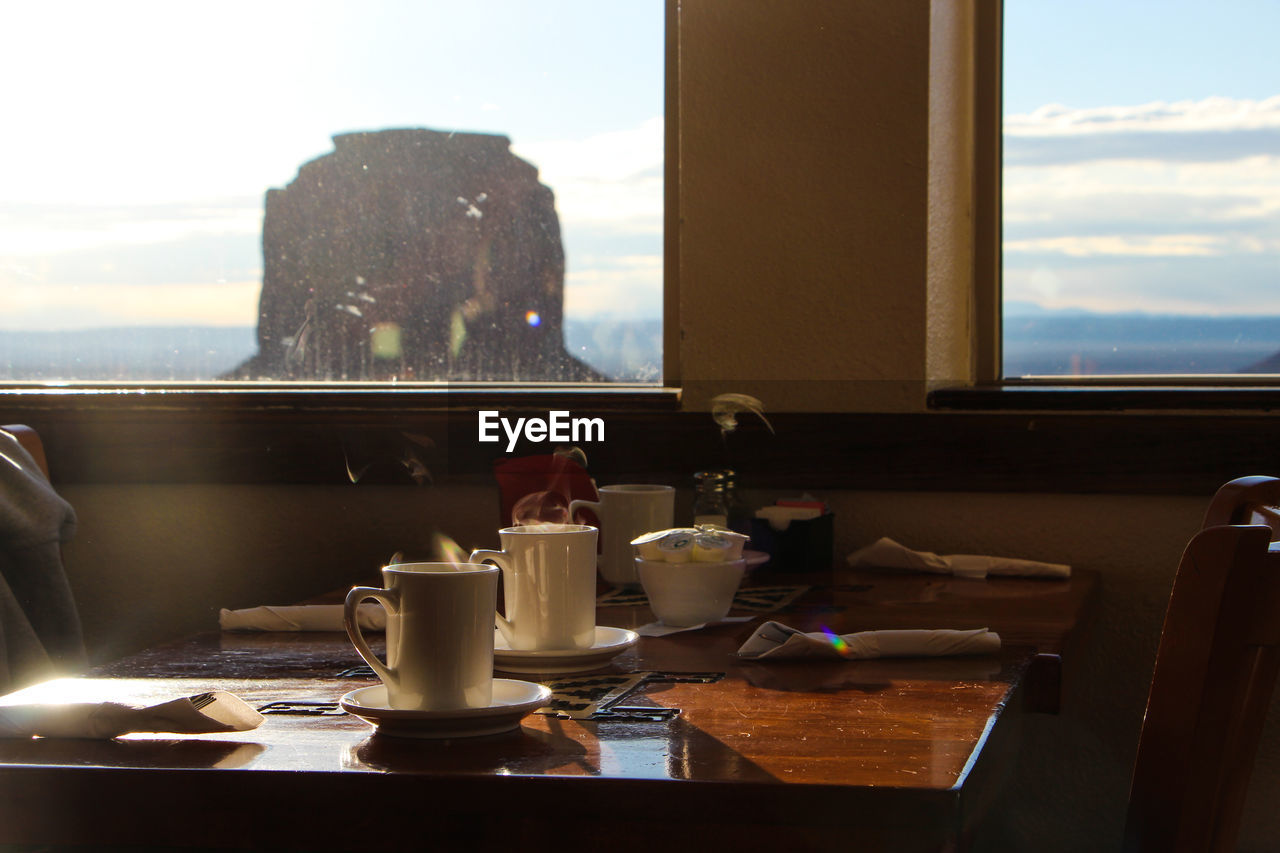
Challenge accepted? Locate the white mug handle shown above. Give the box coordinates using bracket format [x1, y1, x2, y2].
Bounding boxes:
[469, 549, 517, 645]
[568, 498, 601, 524]
[345, 586, 398, 689]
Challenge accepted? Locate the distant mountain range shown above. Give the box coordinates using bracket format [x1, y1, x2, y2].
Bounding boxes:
[0, 326, 259, 382]
[1003, 309, 1280, 375]
[0, 318, 664, 382]
[2, 312, 1278, 380]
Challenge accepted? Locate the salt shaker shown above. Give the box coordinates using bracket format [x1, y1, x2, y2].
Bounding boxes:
[692, 470, 729, 527]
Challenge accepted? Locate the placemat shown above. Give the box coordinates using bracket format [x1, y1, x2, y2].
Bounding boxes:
[536, 671, 725, 720]
[597, 584, 810, 613]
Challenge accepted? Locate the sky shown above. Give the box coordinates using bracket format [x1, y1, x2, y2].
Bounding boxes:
[0, 0, 664, 330]
[3, 2, 1276, 332]
[1003, 0, 1280, 316]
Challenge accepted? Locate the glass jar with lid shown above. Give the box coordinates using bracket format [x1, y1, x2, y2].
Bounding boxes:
[692, 470, 729, 527]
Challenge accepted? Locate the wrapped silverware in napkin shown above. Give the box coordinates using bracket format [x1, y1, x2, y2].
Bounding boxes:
[219, 603, 386, 632]
[847, 536, 1071, 579]
[738, 620, 1001, 660]
[0, 691, 264, 739]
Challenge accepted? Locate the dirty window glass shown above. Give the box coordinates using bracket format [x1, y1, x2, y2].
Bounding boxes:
[0, 1, 663, 383]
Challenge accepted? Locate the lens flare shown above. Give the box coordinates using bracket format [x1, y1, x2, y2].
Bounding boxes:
[369, 322, 403, 359]
[821, 625, 851, 657]
[431, 532, 470, 565]
[525, 310, 541, 327]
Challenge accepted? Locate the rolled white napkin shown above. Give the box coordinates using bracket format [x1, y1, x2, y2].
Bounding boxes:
[738, 620, 1001, 660]
[219, 603, 386, 632]
[0, 691, 264, 739]
[847, 536, 1070, 579]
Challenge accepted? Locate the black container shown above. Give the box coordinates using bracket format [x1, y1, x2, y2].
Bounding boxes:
[749, 512, 834, 572]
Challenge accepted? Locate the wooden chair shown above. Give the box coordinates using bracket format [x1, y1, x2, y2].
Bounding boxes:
[1124, 476, 1280, 853]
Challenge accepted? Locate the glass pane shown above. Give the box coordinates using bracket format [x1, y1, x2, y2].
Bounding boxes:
[0, 1, 663, 382]
[1002, 1, 1280, 377]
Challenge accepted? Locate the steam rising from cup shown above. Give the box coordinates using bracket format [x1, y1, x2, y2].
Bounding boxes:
[512, 490, 571, 526]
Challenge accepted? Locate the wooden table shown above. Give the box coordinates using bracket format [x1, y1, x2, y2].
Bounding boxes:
[0, 568, 1096, 852]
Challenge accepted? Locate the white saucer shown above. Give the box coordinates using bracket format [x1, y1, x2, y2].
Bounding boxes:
[743, 549, 769, 571]
[493, 626, 639, 674]
[340, 679, 551, 739]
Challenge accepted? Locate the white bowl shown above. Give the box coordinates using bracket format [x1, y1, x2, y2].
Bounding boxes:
[636, 557, 747, 627]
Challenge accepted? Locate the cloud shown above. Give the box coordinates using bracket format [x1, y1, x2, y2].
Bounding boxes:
[1004, 165, 1279, 255]
[0, 200, 262, 257]
[1005, 195, 1279, 248]
[0, 231, 262, 286]
[564, 254, 662, 318]
[1002, 95, 1280, 317]
[516, 119, 665, 319]
[1008, 97, 1280, 135]
[1007, 127, 1280, 167]
[1005, 234, 1231, 258]
[512, 117, 664, 227]
[0, 198, 261, 230]
[1005, 96, 1280, 166]
[1005, 101, 1280, 243]
[1004, 252, 1280, 315]
[0, 280, 261, 331]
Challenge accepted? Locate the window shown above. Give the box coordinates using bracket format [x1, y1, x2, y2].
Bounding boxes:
[7, 2, 1270, 493]
[1001, 1, 1280, 379]
[0, 1, 664, 383]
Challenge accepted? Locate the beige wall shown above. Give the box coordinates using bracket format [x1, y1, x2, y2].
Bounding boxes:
[37, 2, 1280, 852]
[678, 0, 936, 412]
[60, 483, 502, 664]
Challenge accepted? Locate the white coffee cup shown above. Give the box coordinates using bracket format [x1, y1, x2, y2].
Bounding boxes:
[469, 523, 598, 651]
[570, 484, 676, 587]
[344, 562, 498, 711]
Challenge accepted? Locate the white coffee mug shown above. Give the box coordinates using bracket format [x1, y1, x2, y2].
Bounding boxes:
[570, 484, 675, 587]
[344, 562, 498, 711]
[469, 523, 598, 651]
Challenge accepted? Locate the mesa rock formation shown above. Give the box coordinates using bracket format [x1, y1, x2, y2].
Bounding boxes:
[230, 128, 601, 381]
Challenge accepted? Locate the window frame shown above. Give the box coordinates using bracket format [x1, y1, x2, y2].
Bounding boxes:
[937, 0, 1280, 412]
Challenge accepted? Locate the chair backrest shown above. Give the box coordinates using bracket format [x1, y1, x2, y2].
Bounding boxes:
[1124, 476, 1280, 853]
[1, 424, 50, 479]
[1201, 474, 1280, 532]
[0, 423, 87, 694]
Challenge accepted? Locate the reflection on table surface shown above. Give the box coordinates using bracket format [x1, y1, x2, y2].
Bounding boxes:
[0, 568, 1097, 851]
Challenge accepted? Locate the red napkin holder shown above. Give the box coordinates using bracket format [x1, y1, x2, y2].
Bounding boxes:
[493, 455, 599, 527]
